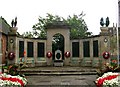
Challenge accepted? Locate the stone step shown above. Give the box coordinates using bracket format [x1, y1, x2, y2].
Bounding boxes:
[21, 69, 96, 72]
[23, 72, 97, 76]
[20, 67, 97, 76]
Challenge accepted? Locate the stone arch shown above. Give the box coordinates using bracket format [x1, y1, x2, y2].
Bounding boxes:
[52, 33, 65, 60]
[46, 22, 71, 66]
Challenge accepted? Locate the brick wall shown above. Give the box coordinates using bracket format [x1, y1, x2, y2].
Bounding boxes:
[1, 34, 7, 64]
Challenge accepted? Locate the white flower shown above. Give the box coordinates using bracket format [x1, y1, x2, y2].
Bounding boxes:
[103, 78, 119, 86]
[96, 72, 120, 87]
[0, 73, 27, 86]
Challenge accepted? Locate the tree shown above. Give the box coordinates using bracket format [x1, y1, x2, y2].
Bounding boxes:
[32, 13, 63, 38]
[23, 13, 92, 38]
[22, 31, 34, 38]
[64, 13, 92, 38]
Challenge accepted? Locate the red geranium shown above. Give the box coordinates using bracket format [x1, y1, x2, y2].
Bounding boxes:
[96, 72, 119, 87]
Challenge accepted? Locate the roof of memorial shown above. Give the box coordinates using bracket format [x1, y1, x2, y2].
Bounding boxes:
[45, 21, 71, 29]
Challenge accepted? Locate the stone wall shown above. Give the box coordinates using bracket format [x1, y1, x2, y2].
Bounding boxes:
[15, 37, 47, 67]
[7, 25, 116, 67]
[70, 36, 101, 67]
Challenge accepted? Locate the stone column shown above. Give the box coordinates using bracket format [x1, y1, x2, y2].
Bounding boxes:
[34, 41, 37, 63]
[64, 31, 70, 66]
[90, 39, 93, 60]
[80, 40, 83, 59]
[8, 27, 18, 65]
[99, 27, 110, 67]
[100, 27, 109, 35]
[46, 31, 53, 66]
[24, 39, 27, 63]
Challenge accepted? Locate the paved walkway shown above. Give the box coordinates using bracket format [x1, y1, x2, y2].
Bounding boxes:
[22, 67, 97, 86]
[26, 75, 97, 87]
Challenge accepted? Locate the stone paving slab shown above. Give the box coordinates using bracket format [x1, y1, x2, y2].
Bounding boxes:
[26, 75, 97, 87]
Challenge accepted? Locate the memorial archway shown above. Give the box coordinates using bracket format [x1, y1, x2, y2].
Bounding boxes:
[52, 33, 64, 60]
[46, 22, 71, 66]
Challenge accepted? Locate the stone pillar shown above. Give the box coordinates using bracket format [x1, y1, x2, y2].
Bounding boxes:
[100, 27, 109, 35]
[90, 39, 93, 60]
[64, 31, 70, 66]
[99, 27, 110, 67]
[8, 27, 18, 65]
[46, 31, 53, 66]
[24, 39, 27, 63]
[80, 40, 83, 59]
[34, 41, 37, 63]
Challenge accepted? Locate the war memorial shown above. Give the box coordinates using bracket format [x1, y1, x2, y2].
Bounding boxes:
[0, 14, 120, 86]
[0, 16, 119, 67]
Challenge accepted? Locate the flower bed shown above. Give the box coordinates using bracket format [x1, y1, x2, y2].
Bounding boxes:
[96, 61, 120, 77]
[95, 72, 120, 87]
[0, 73, 27, 87]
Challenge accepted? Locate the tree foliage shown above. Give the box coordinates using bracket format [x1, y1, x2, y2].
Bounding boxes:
[64, 13, 92, 38]
[22, 31, 34, 38]
[22, 13, 92, 39]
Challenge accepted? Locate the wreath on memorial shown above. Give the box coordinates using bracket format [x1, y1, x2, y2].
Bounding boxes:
[46, 52, 52, 58]
[8, 52, 15, 60]
[103, 52, 110, 59]
[64, 51, 70, 58]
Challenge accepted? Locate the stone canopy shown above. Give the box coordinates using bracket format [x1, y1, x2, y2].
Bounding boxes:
[45, 21, 71, 29]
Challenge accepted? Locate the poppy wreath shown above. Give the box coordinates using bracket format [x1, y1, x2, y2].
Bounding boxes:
[64, 51, 70, 58]
[103, 51, 110, 59]
[46, 52, 52, 58]
[8, 52, 15, 60]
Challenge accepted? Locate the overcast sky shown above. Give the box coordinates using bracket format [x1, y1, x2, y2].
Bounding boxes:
[0, 0, 118, 35]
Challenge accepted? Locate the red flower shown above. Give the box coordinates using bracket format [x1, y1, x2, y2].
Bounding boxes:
[112, 60, 117, 63]
[24, 51, 26, 56]
[96, 74, 118, 87]
[2, 77, 24, 87]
